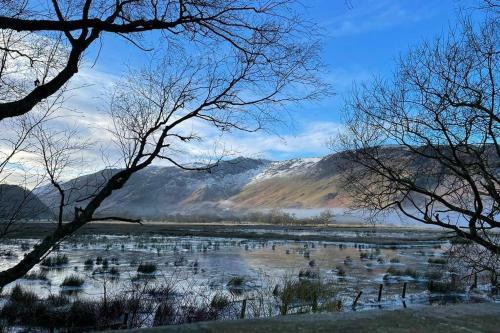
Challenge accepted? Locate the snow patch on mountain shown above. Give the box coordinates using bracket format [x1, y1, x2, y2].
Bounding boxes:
[251, 157, 321, 182]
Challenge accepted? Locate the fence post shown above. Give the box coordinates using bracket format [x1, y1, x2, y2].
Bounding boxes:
[377, 284, 383, 302]
[352, 291, 362, 309]
[240, 299, 247, 319]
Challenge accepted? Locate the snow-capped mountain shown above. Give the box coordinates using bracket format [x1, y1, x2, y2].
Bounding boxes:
[36, 154, 352, 220]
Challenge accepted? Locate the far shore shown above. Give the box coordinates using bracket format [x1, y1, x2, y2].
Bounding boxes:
[4, 221, 451, 246]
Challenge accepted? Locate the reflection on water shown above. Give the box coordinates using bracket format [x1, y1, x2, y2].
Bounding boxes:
[0, 234, 493, 310]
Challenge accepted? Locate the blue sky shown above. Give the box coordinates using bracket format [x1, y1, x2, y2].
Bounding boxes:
[74, 0, 481, 161]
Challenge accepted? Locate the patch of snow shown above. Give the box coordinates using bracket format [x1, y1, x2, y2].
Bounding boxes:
[251, 158, 320, 182]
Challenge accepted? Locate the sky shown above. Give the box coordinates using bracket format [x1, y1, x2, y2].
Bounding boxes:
[43, 0, 485, 164]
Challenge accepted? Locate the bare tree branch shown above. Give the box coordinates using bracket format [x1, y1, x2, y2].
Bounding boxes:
[338, 14, 499, 253]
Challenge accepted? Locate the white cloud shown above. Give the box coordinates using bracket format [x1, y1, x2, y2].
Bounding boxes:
[62, 65, 341, 164]
[169, 120, 343, 162]
[2, 59, 342, 189]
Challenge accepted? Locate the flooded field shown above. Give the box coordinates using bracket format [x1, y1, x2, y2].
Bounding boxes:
[0, 224, 496, 315]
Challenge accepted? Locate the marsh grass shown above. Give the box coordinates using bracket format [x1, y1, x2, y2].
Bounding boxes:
[227, 276, 246, 295]
[428, 258, 448, 265]
[40, 254, 69, 268]
[24, 271, 48, 281]
[298, 269, 320, 279]
[137, 262, 157, 274]
[427, 279, 464, 293]
[386, 267, 421, 279]
[227, 276, 244, 287]
[275, 275, 339, 315]
[61, 275, 84, 288]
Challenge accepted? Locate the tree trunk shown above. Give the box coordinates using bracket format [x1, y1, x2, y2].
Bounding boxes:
[0, 217, 87, 289]
[0, 167, 138, 289]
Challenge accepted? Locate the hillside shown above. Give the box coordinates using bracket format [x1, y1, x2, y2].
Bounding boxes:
[36, 154, 353, 219]
[35, 148, 461, 221]
[0, 184, 52, 220]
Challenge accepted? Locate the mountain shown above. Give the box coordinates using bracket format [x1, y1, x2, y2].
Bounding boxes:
[36, 154, 356, 220]
[0, 184, 52, 220]
[229, 154, 352, 209]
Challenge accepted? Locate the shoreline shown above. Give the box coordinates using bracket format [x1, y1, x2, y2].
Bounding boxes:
[5, 222, 449, 246]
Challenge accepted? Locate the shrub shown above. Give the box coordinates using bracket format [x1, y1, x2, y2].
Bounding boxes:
[278, 278, 337, 315]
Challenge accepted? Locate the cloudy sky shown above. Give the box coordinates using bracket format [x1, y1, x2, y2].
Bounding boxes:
[58, 0, 479, 163]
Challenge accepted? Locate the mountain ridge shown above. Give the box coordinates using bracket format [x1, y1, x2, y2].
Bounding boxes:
[35, 154, 350, 219]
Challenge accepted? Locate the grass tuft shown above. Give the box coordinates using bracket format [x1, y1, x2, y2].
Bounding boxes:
[40, 254, 69, 267]
[60, 275, 84, 288]
[137, 262, 157, 274]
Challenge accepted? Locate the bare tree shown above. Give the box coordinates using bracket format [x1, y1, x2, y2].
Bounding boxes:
[33, 125, 91, 227]
[0, 102, 56, 180]
[0, 90, 64, 237]
[0, 20, 326, 287]
[338, 16, 499, 253]
[480, 0, 500, 11]
[448, 242, 499, 291]
[0, 0, 317, 121]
